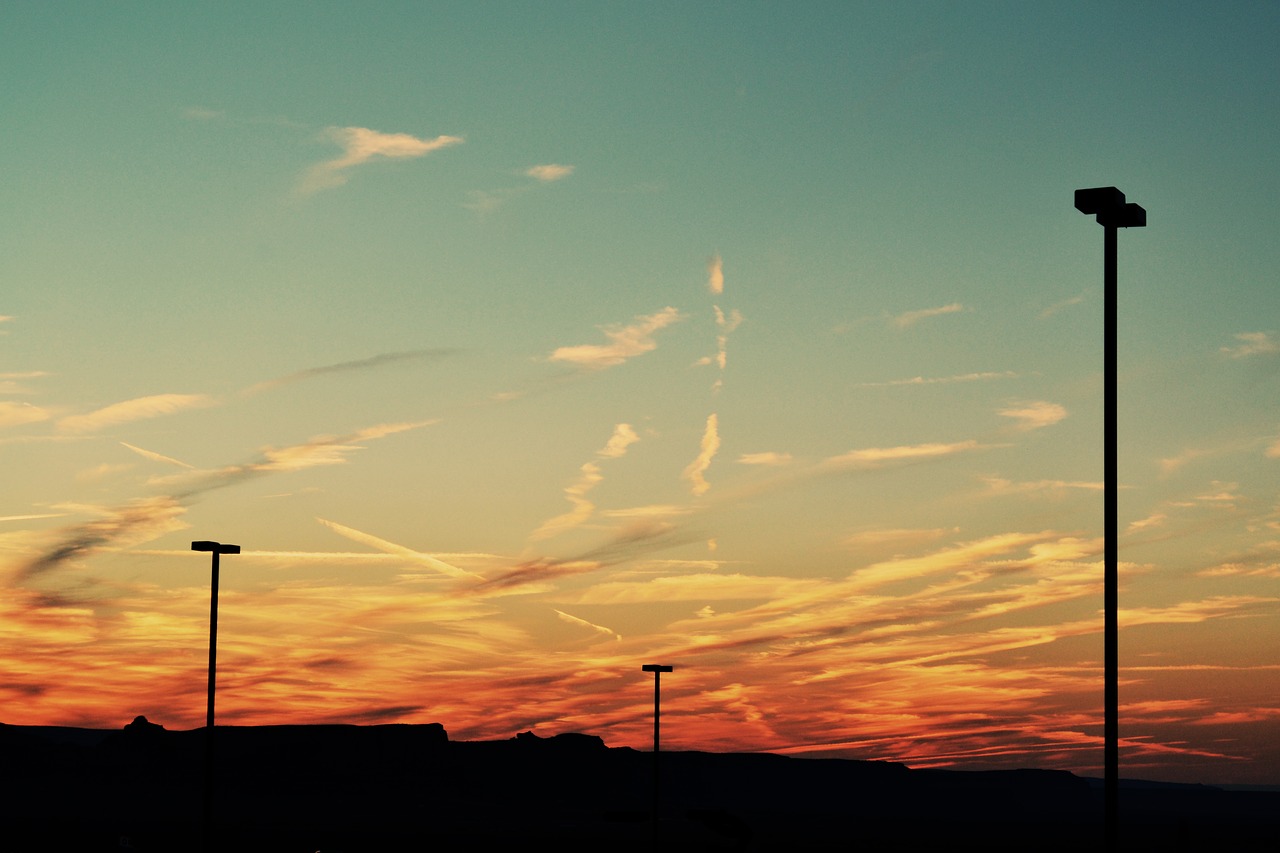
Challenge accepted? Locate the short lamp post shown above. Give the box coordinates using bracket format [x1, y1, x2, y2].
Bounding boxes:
[192, 540, 240, 852]
[1074, 186, 1146, 850]
[642, 664, 673, 843]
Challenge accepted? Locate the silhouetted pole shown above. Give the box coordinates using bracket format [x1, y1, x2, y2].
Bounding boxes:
[192, 540, 240, 852]
[1073, 187, 1145, 850]
[642, 664, 673, 843]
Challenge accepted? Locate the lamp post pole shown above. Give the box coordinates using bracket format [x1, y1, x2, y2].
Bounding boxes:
[1073, 187, 1145, 850]
[642, 664, 673, 844]
[192, 540, 240, 852]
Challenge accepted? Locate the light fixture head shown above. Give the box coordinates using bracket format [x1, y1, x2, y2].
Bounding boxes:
[192, 540, 241, 554]
[1098, 202, 1147, 228]
[642, 664, 674, 673]
[1074, 186, 1126, 215]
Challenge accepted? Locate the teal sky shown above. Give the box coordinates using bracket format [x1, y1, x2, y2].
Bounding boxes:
[3, 2, 1278, 785]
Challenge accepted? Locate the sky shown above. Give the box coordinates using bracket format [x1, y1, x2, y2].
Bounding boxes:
[2, 1, 1278, 786]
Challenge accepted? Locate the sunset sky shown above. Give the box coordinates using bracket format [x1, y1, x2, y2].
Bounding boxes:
[3, 2, 1278, 786]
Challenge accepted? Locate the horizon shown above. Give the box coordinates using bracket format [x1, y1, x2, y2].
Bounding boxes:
[3, 2, 1278, 788]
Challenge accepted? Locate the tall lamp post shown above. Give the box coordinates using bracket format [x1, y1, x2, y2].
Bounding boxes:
[192, 539, 240, 852]
[642, 664, 673, 843]
[1073, 187, 1145, 849]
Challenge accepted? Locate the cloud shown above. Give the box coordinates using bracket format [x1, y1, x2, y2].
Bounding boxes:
[599, 423, 640, 459]
[182, 106, 224, 121]
[844, 527, 958, 549]
[14, 422, 435, 581]
[1197, 562, 1280, 579]
[56, 394, 214, 434]
[529, 462, 604, 543]
[1267, 436, 1280, 459]
[708, 255, 724, 295]
[1038, 293, 1086, 320]
[682, 414, 720, 496]
[16, 497, 189, 580]
[548, 307, 683, 370]
[529, 424, 642, 543]
[298, 126, 464, 195]
[738, 451, 793, 466]
[525, 164, 574, 182]
[316, 517, 480, 579]
[120, 442, 194, 469]
[705, 305, 745, 377]
[244, 349, 456, 395]
[820, 440, 981, 471]
[1159, 447, 1212, 475]
[0, 371, 50, 395]
[567, 573, 823, 605]
[1128, 513, 1168, 533]
[982, 477, 1103, 496]
[1220, 331, 1278, 359]
[0, 401, 51, 429]
[554, 609, 620, 641]
[998, 401, 1067, 431]
[76, 463, 132, 483]
[249, 421, 436, 474]
[855, 371, 1019, 389]
[891, 303, 965, 329]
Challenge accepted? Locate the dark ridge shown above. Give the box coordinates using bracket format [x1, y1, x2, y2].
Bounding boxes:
[1, 718, 1275, 851]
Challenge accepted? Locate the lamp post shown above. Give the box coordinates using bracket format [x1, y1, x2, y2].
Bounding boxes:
[642, 664, 673, 844]
[1073, 187, 1145, 849]
[192, 539, 240, 852]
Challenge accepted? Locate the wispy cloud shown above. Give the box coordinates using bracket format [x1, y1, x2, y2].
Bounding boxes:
[548, 307, 683, 370]
[891, 303, 966, 329]
[694, 256, 744, 391]
[525, 164, 574, 182]
[682, 414, 720, 496]
[120, 442, 194, 469]
[0, 371, 50, 395]
[695, 305, 745, 379]
[598, 423, 640, 458]
[566, 572, 823, 605]
[1197, 562, 1280, 579]
[998, 401, 1067, 431]
[1220, 331, 1278, 359]
[0, 401, 51, 428]
[707, 255, 724, 295]
[982, 476, 1104, 496]
[13, 422, 434, 583]
[738, 451, 792, 466]
[298, 126, 464, 195]
[530, 424, 641, 543]
[855, 371, 1019, 389]
[0, 513, 68, 523]
[1128, 512, 1168, 533]
[15, 496, 189, 580]
[1038, 293, 1086, 320]
[316, 517, 480, 579]
[56, 394, 214, 434]
[554, 608, 621, 641]
[820, 440, 982, 471]
[243, 349, 455, 395]
[844, 527, 958, 549]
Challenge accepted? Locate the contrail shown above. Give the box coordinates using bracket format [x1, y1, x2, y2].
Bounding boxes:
[243, 349, 457, 395]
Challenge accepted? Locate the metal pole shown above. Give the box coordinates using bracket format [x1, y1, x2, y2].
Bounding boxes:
[1103, 223, 1119, 849]
[1075, 187, 1143, 851]
[653, 668, 661, 826]
[641, 664, 672, 846]
[205, 549, 220, 852]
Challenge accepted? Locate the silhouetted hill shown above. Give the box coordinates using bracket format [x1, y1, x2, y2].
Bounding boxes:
[1, 717, 1275, 851]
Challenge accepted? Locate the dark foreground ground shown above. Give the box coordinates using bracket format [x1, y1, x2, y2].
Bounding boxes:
[2, 717, 1276, 851]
